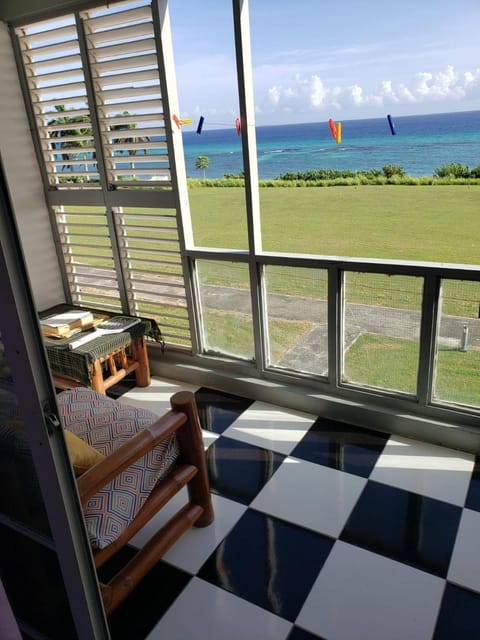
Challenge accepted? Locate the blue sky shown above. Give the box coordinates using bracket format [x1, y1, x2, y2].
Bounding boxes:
[168, 0, 480, 126]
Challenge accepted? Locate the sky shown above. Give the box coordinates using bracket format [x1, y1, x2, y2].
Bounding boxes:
[168, 0, 480, 126]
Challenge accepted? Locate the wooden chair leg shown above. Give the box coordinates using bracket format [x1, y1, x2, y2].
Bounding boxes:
[170, 391, 214, 527]
[132, 336, 151, 387]
[90, 359, 106, 394]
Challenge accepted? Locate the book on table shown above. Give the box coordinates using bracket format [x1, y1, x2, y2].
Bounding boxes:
[96, 316, 141, 333]
[67, 316, 142, 350]
[40, 310, 95, 338]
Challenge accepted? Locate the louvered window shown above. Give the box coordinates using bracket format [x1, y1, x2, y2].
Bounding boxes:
[16, 16, 99, 186]
[15, 1, 192, 348]
[83, 3, 170, 187]
[115, 207, 191, 345]
[53, 205, 122, 311]
[16, 1, 171, 189]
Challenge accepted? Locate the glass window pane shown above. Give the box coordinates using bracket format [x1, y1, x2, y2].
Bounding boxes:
[0, 334, 51, 536]
[197, 260, 254, 360]
[169, 4, 249, 249]
[0, 331, 77, 638]
[249, 4, 479, 264]
[188, 187, 249, 250]
[1, 524, 76, 639]
[434, 279, 480, 408]
[342, 273, 423, 395]
[265, 265, 328, 376]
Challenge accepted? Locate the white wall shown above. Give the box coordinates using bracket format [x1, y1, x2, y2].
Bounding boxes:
[0, 21, 64, 311]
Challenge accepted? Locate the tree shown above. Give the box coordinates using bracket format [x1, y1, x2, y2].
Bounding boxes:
[434, 163, 470, 179]
[195, 155, 210, 179]
[382, 164, 405, 179]
[110, 111, 151, 169]
[47, 105, 92, 174]
[47, 106, 151, 177]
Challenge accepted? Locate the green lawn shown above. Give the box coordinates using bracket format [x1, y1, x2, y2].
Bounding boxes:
[188, 185, 480, 315]
[63, 192, 480, 406]
[343, 333, 419, 394]
[63, 186, 480, 352]
[344, 332, 480, 405]
[66, 185, 480, 267]
[189, 185, 480, 263]
[203, 309, 314, 363]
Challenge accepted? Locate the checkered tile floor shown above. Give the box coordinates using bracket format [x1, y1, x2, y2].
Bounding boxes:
[104, 376, 480, 640]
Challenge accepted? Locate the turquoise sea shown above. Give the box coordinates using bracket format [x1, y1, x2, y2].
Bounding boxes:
[181, 110, 480, 180]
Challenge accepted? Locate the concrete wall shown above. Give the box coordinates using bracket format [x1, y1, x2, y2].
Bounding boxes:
[0, 21, 64, 311]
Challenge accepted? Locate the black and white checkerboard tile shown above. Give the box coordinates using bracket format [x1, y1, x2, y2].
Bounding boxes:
[104, 377, 480, 640]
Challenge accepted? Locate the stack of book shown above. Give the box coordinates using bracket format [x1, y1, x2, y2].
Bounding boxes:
[66, 316, 142, 350]
[40, 310, 95, 339]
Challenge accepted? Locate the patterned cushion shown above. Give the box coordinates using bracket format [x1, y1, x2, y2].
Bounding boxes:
[57, 388, 179, 550]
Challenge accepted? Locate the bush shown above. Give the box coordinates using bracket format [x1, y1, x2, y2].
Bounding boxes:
[187, 165, 480, 188]
[469, 165, 480, 178]
[223, 172, 245, 179]
[417, 176, 434, 185]
[434, 163, 470, 178]
[261, 180, 279, 187]
[382, 165, 405, 178]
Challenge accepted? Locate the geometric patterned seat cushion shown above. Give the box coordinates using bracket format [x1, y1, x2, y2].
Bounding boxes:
[57, 387, 180, 550]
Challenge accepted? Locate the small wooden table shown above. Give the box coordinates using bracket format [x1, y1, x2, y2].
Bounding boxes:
[40, 305, 162, 394]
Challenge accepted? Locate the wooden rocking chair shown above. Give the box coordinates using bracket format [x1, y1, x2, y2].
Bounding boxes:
[58, 388, 214, 615]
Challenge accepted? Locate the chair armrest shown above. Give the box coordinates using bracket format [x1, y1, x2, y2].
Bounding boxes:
[77, 410, 187, 504]
[170, 391, 214, 526]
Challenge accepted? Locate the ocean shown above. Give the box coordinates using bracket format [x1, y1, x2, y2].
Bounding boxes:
[181, 110, 480, 180]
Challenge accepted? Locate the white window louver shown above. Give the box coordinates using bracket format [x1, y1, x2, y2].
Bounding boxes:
[17, 18, 100, 187]
[114, 207, 192, 344]
[54, 205, 123, 310]
[82, 2, 171, 187]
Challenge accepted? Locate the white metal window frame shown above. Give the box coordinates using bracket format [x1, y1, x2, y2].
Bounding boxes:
[179, 0, 480, 435]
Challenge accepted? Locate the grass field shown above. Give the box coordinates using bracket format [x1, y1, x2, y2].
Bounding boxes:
[65, 186, 480, 316]
[203, 309, 313, 363]
[344, 333, 480, 405]
[63, 187, 480, 404]
[67, 184, 480, 265]
[188, 185, 480, 316]
[188, 185, 480, 263]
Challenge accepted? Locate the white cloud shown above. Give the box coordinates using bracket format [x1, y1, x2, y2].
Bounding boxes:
[414, 71, 433, 96]
[268, 86, 281, 105]
[397, 85, 416, 103]
[350, 84, 364, 106]
[310, 76, 328, 107]
[257, 65, 480, 119]
[380, 80, 399, 103]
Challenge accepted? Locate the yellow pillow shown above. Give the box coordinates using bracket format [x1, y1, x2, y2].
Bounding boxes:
[64, 430, 104, 476]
